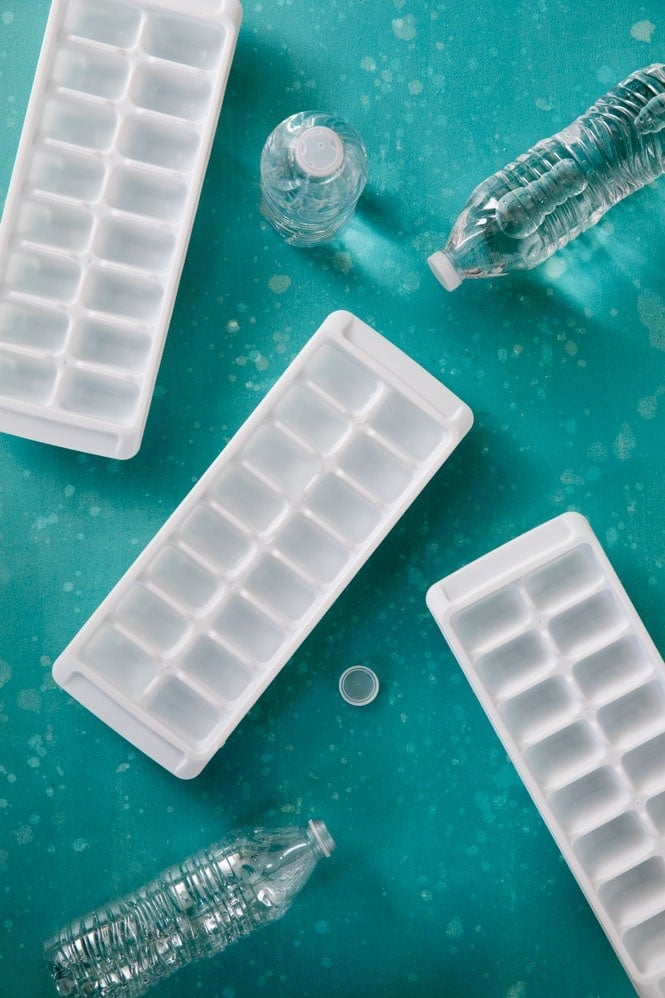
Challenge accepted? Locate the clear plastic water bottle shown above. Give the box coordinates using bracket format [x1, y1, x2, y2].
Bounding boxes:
[260, 111, 368, 246]
[44, 819, 335, 997]
[428, 64, 665, 290]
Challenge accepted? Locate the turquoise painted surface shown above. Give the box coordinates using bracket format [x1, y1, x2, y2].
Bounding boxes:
[0, 1, 664, 995]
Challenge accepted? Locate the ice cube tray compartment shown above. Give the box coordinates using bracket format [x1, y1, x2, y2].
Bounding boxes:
[0, 0, 242, 458]
[53, 311, 473, 777]
[426, 513, 665, 997]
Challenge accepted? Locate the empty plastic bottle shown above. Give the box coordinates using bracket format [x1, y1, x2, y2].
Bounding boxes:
[428, 64, 665, 290]
[260, 111, 368, 246]
[44, 819, 335, 997]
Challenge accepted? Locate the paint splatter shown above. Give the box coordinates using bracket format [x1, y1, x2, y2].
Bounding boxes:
[544, 256, 567, 280]
[268, 274, 291, 294]
[630, 20, 655, 43]
[14, 825, 34, 845]
[638, 394, 658, 419]
[332, 251, 353, 275]
[400, 272, 421, 293]
[17, 689, 42, 713]
[445, 915, 464, 938]
[636, 290, 665, 350]
[392, 15, 416, 40]
[613, 423, 636, 460]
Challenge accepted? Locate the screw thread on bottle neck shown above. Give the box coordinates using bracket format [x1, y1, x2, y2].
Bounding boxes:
[307, 819, 335, 858]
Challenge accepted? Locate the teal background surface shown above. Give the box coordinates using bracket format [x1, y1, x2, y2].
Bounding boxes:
[1, 1, 664, 995]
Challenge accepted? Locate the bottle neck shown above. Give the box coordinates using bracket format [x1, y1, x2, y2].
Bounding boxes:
[306, 819, 335, 858]
[293, 126, 345, 178]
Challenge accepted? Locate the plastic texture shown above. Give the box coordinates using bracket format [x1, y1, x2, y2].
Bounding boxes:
[428, 64, 665, 290]
[52, 310, 473, 778]
[338, 665, 379, 706]
[426, 512, 665, 998]
[44, 820, 334, 997]
[0, 0, 242, 458]
[260, 111, 368, 246]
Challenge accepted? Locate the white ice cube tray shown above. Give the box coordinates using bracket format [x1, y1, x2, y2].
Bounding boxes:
[53, 311, 473, 777]
[426, 512, 665, 998]
[0, 0, 241, 458]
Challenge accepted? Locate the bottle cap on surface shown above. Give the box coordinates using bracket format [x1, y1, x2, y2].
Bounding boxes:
[427, 250, 462, 291]
[338, 665, 379, 706]
[294, 126, 345, 177]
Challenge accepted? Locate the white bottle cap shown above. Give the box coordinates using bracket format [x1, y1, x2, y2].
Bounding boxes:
[294, 126, 345, 177]
[338, 665, 379, 706]
[427, 250, 462, 291]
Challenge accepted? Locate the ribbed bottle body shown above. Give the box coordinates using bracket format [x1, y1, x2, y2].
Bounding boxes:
[429, 65, 665, 289]
[44, 821, 334, 998]
[260, 111, 368, 246]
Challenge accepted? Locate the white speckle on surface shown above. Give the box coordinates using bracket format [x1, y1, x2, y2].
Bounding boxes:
[268, 274, 291, 294]
[636, 290, 665, 350]
[544, 256, 567, 280]
[2, 12, 14, 25]
[606, 526, 619, 546]
[64, 484, 75, 498]
[32, 512, 58, 531]
[408, 80, 423, 95]
[332, 251, 353, 275]
[507, 983, 528, 998]
[116, 762, 130, 773]
[638, 394, 659, 419]
[400, 272, 421, 293]
[596, 65, 616, 84]
[17, 689, 41, 713]
[587, 441, 607, 461]
[630, 19, 655, 42]
[613, 423, 636, 460]
[535, 97, 553, 111]
[392, 14, 416, 40]
[360, 56, 376, 72]
[0, 660, 11, 688]
[72, 838, 89, 852]
[445, 915, 464, 938]
[14, 825, 34, 845]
